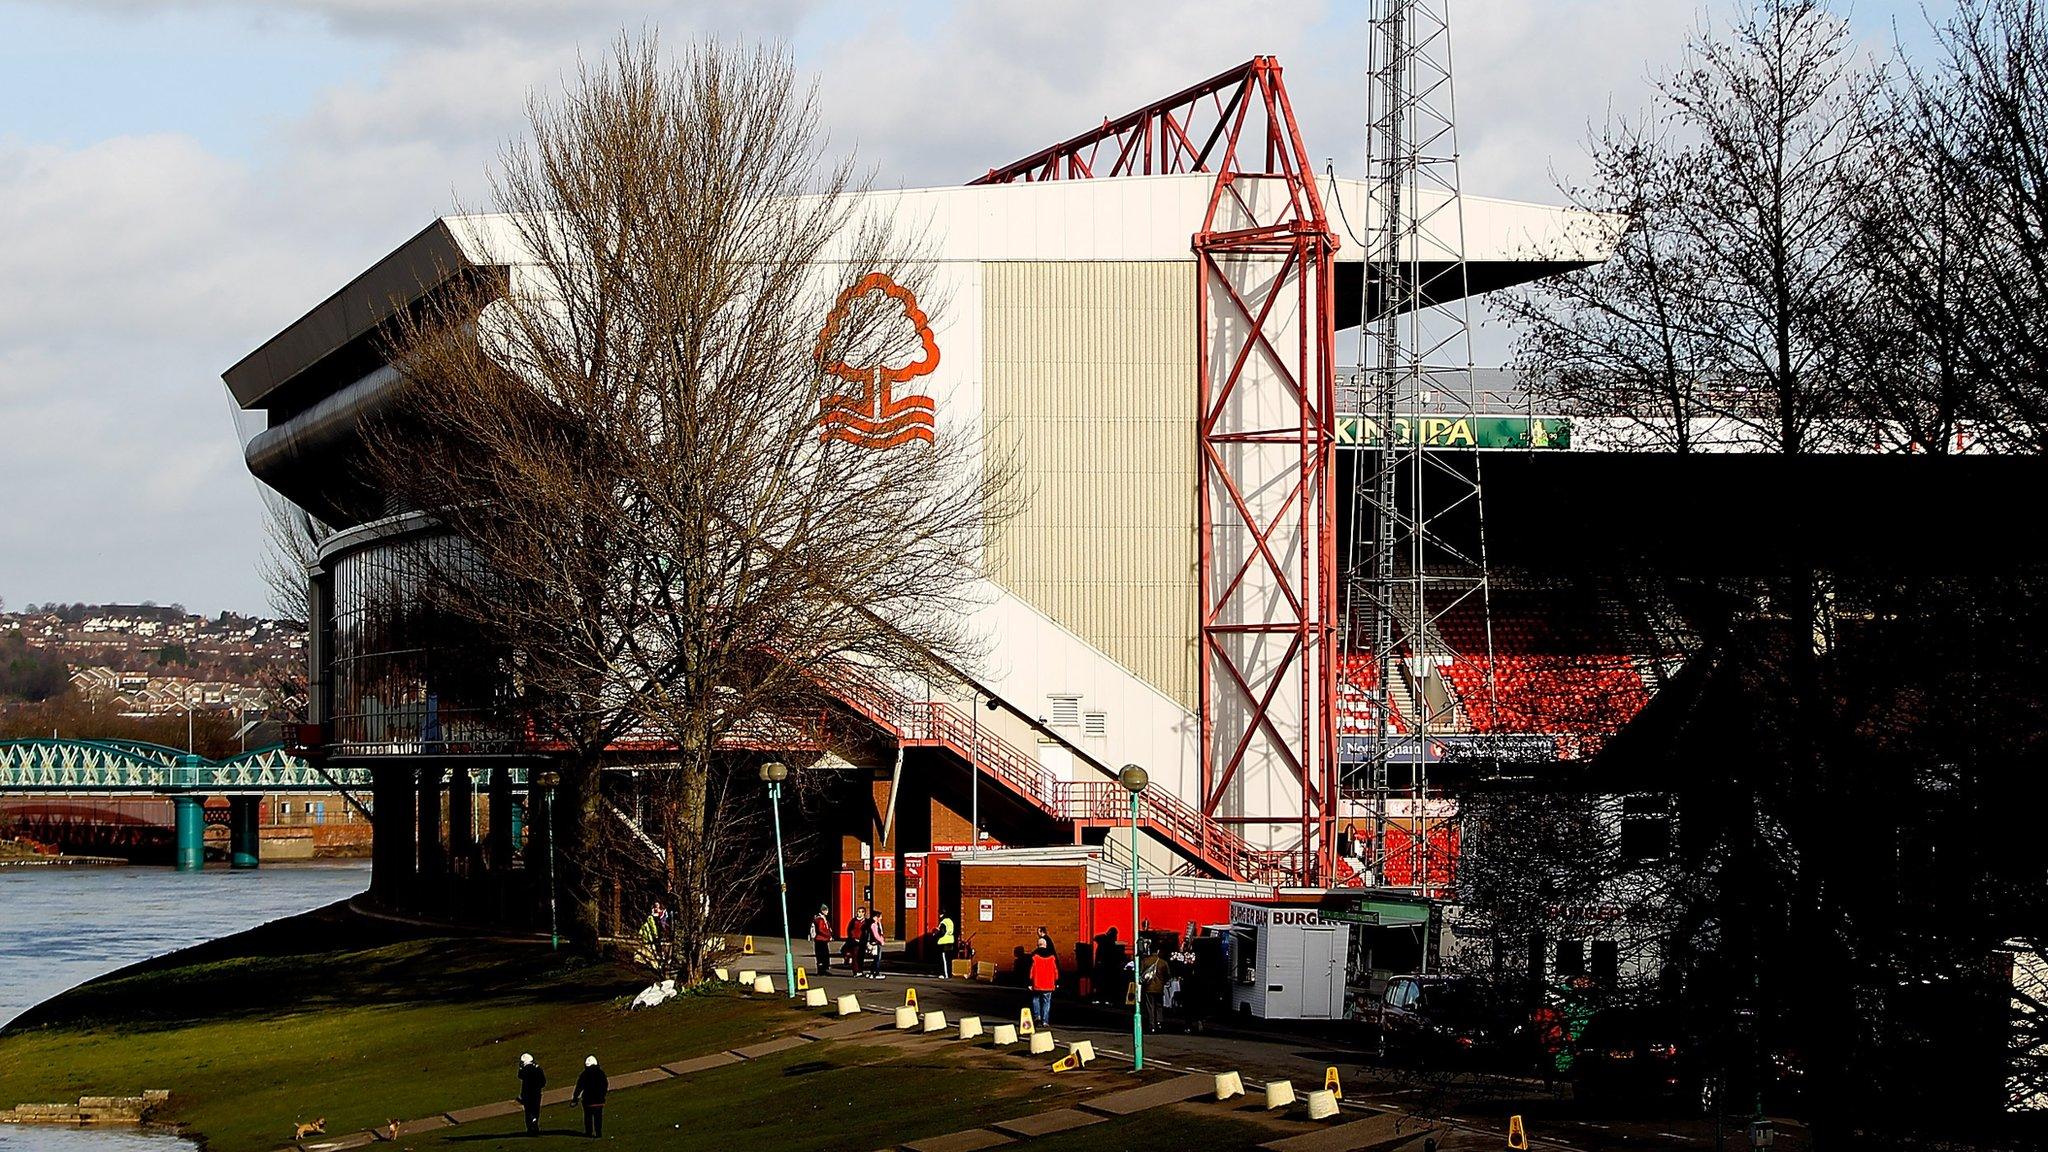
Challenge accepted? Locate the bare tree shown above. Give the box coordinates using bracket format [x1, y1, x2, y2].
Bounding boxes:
[1501, 2, 1882, 454]
[371, 36, 1010, 971]
[257, 491, 318, 626]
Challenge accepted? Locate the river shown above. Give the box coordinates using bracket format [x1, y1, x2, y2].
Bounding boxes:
[0, 862, 371, 1151]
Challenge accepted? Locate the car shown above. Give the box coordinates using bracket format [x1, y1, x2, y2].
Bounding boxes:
[1571, 1006, 1683, 1110]
[1373, 974, 1501, 1064]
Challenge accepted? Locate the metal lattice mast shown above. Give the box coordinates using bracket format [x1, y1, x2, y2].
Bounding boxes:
[1348, 0, 1495, 897]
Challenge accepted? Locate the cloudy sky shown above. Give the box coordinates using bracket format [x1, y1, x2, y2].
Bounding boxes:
[0, 0, 1935, 617]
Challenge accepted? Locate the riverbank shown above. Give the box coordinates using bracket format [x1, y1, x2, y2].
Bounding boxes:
[0, 838, 122, 867]
[0, 902, 788, 1150]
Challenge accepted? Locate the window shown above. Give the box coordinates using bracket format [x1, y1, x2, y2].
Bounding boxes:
[1620, 793, 1674, 862]
[1591, 939, 1619, 985]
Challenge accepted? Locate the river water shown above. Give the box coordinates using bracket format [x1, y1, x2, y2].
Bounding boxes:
[0, 862, 371, 1151]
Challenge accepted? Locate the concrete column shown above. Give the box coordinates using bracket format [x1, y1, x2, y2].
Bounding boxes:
[448, 765, 474, 871]
[417, 763, 444, 881]
[487, 763, 513, 871]
[229, 796, 261, 869]
[369, 764, 416, 906]
[172, 795, 205, 872]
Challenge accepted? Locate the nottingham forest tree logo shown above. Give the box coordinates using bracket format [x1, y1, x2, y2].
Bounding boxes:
[814, 272, 940, 449]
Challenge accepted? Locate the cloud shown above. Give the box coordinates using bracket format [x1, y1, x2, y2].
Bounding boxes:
[0, 0, 1872, 614]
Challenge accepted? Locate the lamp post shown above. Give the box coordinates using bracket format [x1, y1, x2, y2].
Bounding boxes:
[534, 769, 561, 951]
[760, 760, 797, 998]
[1118, 763, 1148, 1071]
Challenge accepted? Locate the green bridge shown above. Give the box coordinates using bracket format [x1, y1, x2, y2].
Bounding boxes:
[0, 738, 377, 872]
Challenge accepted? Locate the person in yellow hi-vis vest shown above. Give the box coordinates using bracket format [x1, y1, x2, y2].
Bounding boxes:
[935, 911, 957, 979]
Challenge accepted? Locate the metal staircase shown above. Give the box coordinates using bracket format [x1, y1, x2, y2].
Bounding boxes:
[831, 673, 1295, 885]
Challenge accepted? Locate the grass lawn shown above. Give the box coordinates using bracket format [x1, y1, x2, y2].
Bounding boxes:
[0, 902, 790, 1152]
[408, 1038, 1100, 1150]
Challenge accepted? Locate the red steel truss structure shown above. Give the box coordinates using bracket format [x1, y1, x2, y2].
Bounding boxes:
[972, 57, 1342, 886]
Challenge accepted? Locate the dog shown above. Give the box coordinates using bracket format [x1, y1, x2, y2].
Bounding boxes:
[292, 1118, 326, 1140]
[387, 1119, 401, 1142]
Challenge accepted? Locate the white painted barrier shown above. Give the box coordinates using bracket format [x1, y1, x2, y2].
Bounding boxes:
[1029, 1031, 1056, 1055]
[990, 1024, 1019, 1045]
[752, 976, 774, 994]
[894, 1005, 918, 1030]
[922, 1011, 948, 1033]
[1306, 1089, 1340, 1120]
[804, 987, 829, 1008]
[1265, 1080, 1297, 1109]
[836, 994, 860, 1016]
[958, 1016, 984, 1040]
[1215, 1071, 1245, 1101]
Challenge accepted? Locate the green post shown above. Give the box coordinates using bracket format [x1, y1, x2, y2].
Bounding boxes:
[173, 794, 205, 872]
[1130, 789, 1143, 1071]
[229, 796, 260, 869]
[1117, 763, 1149, 1073]
[761, 762, 796, 997]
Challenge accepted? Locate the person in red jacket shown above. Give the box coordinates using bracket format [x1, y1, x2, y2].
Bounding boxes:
[810, 904, 836, 974]
[1028, 930, 1060, 1027]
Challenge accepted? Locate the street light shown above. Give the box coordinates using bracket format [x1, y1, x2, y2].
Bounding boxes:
[1118, 763, 1149, 1071]
[760, 760, 797, 998]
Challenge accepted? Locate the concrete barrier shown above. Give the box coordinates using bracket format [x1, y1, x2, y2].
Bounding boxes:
[1306, 1089, 1340, 1121]
[990, 1024, 1019, 1045]
[922, 1011, 948, 1033]
[836, 994, 860, 1016]
[958, 1016, 984, 1040]
[737, 970, 756, 984]
[1071, 1040, 1096, 1066]
[1029, 1031, 1055, 1055]
[804, 987, 829, 1008]
[751, 976, 774, 994]
[1264, 1080, 1297, 1110]
[713, 967, 729, 982]
[1214, 1071, 1245, 1101]
[894, 1005, 918, 1030]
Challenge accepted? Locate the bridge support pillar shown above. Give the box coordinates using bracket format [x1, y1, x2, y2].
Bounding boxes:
[173, 795, 205, 872]
[229, 796, 260, 869]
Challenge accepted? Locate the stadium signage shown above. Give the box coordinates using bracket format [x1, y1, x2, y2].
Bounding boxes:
[1338, 733, 1559, 764]
[1336, 415, 1572, 450]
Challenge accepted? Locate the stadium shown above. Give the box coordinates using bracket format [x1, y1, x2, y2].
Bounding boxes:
[223, 54, 2043, 994]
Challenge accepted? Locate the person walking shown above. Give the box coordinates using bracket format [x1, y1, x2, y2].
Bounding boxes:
[572, 1055, 607, 1138]
[864, 908, 887, 978]
[810, 904, 836, 975]
[934, 911, 957, 979]
[517, 1053, 546, 1136]
[844, 908, 868, 975]
[1028, 931, 1060, 1028]
[1140, 946, 1169, 1034]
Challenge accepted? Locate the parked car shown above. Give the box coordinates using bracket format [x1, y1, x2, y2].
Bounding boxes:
[1571, 1006, 1683, 1110]
[1372, 974, 1502, 1064]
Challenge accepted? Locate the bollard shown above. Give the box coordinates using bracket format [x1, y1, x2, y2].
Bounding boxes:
[1323, 1066, 1343, 1100]
[1214, 1071, 1245, 1101]
[743, 935, 755, 954]
[958, 1016, 984, 1040]
[904, 987, 919, 1010]
[922, 1011, 948, 1033]
[1029, 1031, 1056, 1055]
[894, 1005, 918, 1030]
[737, 970, 756, 985]
[795, 966, 809, 991]
[836, 993, 860, 1017]
[805, 988, 829, 1008]
[1508, 1115, 1529, 1151]
[1052, 1051, 1081, 1072]
[752, 976, 774, 995]
[713, 967, 730, 982]
[990, 1024, 1019, 1046]
[1264, 1080, 1297, 1110]
[1072, 1040, 1096, 1066]
[1017, 1009, 1035, 1036]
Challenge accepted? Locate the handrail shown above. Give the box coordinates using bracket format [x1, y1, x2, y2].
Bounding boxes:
[828, 670, 1295, 884]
